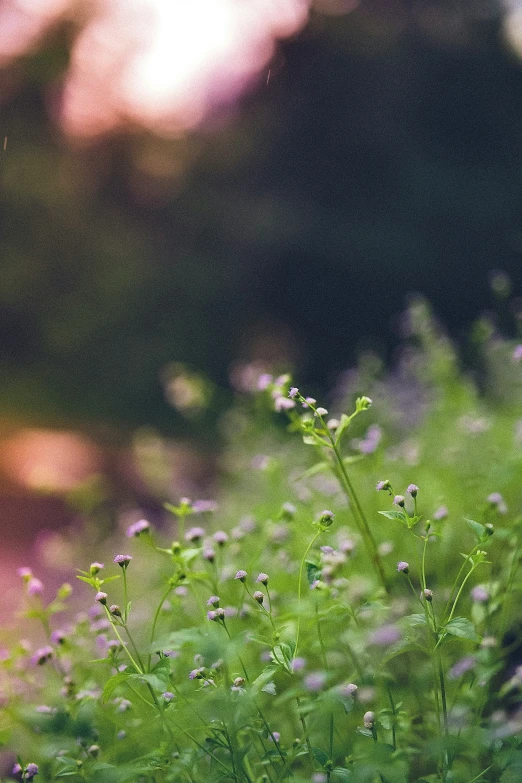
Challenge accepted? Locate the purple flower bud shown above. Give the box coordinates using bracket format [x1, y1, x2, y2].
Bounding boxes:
[110, 605, 122, 617]
[512, 344, 522, 362]
[207, 596, 220, 607]
[51, 630, 66, 645]
[421, 588, 433, 602]
[27, 577, 44, 597]
[189, 667, 205, 680]
[12, 763, 22, 775]
[339, 682, 357, 697]
[257, 373, 273, 391]
[253, 591, 264, 604]
[95, 592, 108, 605]
[17, 567, 32, 580]
[213, 531, 228, 546]
[433, 505, 448, 520]
[185, 526, 205, 542]
[316, 407, 328, 417]
[363, 711, 375, 728]
[235, 570, 247, 582]
[487, 493, 507, 514]
[256, 573, 269, 585]
[192, 500, 218, 514]
[274, 396, 295, 412]
[291, 657, 306, 672]
[288, 387, 299, 398]
[31, 646, 54, 666]
[113, 554, 132, 567]
[376, 480, 391, 492]
[318, 510, 334, 526]
[407, 484, 419, 497]
[471, 585, 489, 603]
[126, 519, 150, 537]
[304, 672, 326, 692]
[90, 562, 104, 574]
[207, 610, 217, 621]
[397, 561, 409, 573]
[393, 495, 405, 508]
[162, 691, 175, 702]
[271, 732, 281, 743]
[26, 763, 39, 778]
[203, 548, 215, 562]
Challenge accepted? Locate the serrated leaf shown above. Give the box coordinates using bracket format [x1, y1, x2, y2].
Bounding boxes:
[466, 518, 486, 540]
[251, 665, 279, 693]
[380, 640, 419, 667]
[441, 617, 480, 643]
[402, 614, 427, 627]
[102, 672, 131, 703]
[378, 510, 408, 524]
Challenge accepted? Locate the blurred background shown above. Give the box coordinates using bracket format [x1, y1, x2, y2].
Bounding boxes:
[2, 0, 522, 602]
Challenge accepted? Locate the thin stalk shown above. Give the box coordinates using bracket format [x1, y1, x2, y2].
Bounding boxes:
[294, 529, 321, 660]
[148, 583, 174, 669]
[104, 609, 142, 672]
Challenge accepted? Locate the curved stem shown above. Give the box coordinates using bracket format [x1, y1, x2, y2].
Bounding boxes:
[294, 530, 321, 660]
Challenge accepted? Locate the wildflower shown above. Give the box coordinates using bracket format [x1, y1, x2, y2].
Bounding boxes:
[95, 592, 108, 605]
[207, 610, 217, 621]
[270, 732, 281, 743]
[113, 554, 132, 568]
[207, 595, 220, 607]
[175, 586, 188, 597]
[369, 624, 401, 646]
[12, 764, 22, 775]
[407, 484, 419, 497]
[327, 418, 340, 430]
[185, 527, 205, 542]
[376, 480, 391, 492]
[291, 657, 306, 672]
[192, 499, 218, 514]
[253, 591, 264, 604]
[17, 567, 32, 580]
[50, 630, 66, 645]
[257, 373, 273, 390]
[421, 588, 433, 602]
[110, 605, 122, 617]
[202, 548, 215, 562]
[162, 691, 175, 702]
[318, 509, 334, 526]
[356, 424, 382, 454]
[512, 344, 522, 362]
[449, 656, 476, 680]
[116, 699, 132, 711]
[363, 711, 375, 728]
[235, 570, 247, 582]
[320, 546, 335, 555]
[126, 519, 150, 537]
[302, 396, 316, 407]
[27, 577, 44, 597]
[393, 495, 405, 508]
[87, 745, 100, 757]
[304, 672, 326, 692]
[90, 562, 104, 575]
[31, 646, 53, 666]
[274, 396, 295, 412]
[471, 585, 489, 602]
[487, 492, 507, 514]
[433, 505, 448, 520]
[316, 407, 328, 416]
[397, 561, 409, 573]
[339, 682, 358, 697]
[189, 667, 205, 680]
[213, 531, 228, 545]
[256, 573, 269, 585]
[288, 386, 299, 398]
[281, 502, 296, 518]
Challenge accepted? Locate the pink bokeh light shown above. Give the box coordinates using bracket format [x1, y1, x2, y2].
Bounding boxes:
[0, 0, 312, 137]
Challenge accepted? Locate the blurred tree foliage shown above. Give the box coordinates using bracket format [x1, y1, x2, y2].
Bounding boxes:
[1, 0, 522, 435]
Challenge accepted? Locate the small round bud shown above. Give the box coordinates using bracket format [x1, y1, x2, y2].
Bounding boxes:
[253, 591, 264, 604]
[233, 677, 245, 687]
[397, 561, 409, 574]
[421, 588, 433, 602]
[213, 531, 228, 546]
[363, 711, 375, 728]
[288, 387, 299, 399]
[90, 562, 104, 575]
[485, 523, 494, 536]
[356, 396, 372, 411]
[256, 573, 269, 585]
[162, 691, 175, 702]
[95, 592, 108, 605]
[235, 570, 247, 582]
[110, 605, 122, 617]
[315, 407, 328, 417]
[407, 484, 419, 498]
[393, 495, 405, 508]
[207, 595, 220, 607]
[318, 510, 334, 526]
[87, 745, 100, 757]
[126, 519, 150, 538]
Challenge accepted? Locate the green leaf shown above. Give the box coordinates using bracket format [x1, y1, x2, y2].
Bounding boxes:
[466, 518, 486, 541]
[262, 682, 276, 695]
[251, 665, 279, 693]
[378, 510, 408, 524]
[380, 640, 419, 667]
[298, 461, 329, 480]
[306, 561, 322, 586]
[303, 433, 330, 447]
[102, 672, 131, 703]
[311, 747, 329, 767]
[441, 617, 480, 643]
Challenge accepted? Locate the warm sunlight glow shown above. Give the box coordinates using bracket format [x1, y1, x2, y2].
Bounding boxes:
[0, 0, 312, 137]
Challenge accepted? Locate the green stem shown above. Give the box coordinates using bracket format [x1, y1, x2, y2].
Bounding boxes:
[148, 583, 174, 669]
[295, 529, 321, 660]
[104, 609, 142, 673]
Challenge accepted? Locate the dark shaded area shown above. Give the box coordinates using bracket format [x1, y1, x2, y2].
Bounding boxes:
[1, 2, 522, 434]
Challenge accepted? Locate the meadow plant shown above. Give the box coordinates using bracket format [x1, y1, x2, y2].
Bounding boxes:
[2, 305, 522, 782]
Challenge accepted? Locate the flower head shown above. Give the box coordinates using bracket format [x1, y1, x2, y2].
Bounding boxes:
[185, 526, 205, 542]
[433, 505, 448, 520]
[207, 595, 220, 607]
[407, 484, 419, 497]
[192, 499, 218, 514]
[126, 519, 150, 537]
[27, 577, 44, 597]
[393, 495, 405, 508]
[162, 691, 175, 702]
[288, 386, 299, 398]
[95, 591, 108, 605]
[318, 510, 334, 526]
[253, 591, 264, 604]
[90, 562, 104, 574]
[471, 585, 489, 603]
[397, 561, 409, 573]
[31, 646, 54, 666]
[213, 531, 228, 546]
[274, 396, 295, 412]
[376, 480, 391, 492]
[113, 554, 132, 568]
[256, 573, 269, 585]
[363, 711, 375, 728]
[235, 570, 247, 582]
[421, 588, 433, 602]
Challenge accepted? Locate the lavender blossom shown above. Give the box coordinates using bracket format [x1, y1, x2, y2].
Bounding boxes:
[113, 554, 132, 567]
[126, 519, 150, 537]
